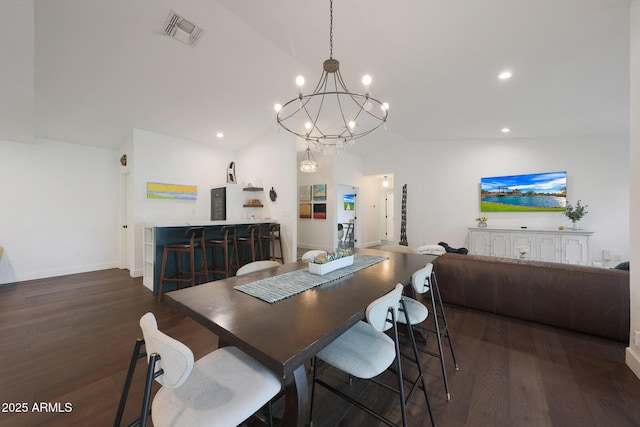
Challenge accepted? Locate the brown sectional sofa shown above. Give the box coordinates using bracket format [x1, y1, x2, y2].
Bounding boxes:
[432, 253, 630, 342]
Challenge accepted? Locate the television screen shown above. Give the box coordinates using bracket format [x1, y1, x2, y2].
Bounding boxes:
[481, 171, 566, 212]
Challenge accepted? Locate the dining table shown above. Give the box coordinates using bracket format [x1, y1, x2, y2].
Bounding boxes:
[164, 248, 436, 427]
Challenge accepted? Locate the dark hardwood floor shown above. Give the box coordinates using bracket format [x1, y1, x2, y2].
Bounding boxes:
[1, 269, 639, 427]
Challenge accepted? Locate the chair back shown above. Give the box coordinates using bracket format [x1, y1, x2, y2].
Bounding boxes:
[365, 284, 404, 332]
[236, 260, 280, 276]
[247, 224, 261, 239]
[185, 227, 205, 245]
[301, 250, 327, 262]
[268, 223, 281, 235]
[139, 313, 194, 388]
[220, 225, 237, 239]
[411, 263, 434, 294]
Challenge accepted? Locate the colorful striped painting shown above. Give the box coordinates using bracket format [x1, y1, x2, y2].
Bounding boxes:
[147, 182, 197, 200]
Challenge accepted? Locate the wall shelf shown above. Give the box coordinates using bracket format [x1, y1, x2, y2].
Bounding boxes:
[243, 187, 263, 191]
[243, 204, 264, 208]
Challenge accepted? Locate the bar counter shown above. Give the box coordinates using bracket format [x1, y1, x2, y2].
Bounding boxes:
[142, 220, 276, 293]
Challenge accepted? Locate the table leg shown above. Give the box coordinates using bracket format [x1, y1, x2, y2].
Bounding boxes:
[281, 364, 309, 427]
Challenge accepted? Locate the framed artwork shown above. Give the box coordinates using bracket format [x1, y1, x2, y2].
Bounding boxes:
[313, 203, 327, 219]
[481, 171, 566, 212]
[147, 182, 197, 200]
[299, 203, 312, 219]
[313, 184, 327, 201]
[344, 194, 355, 210]
[299, 185, 311, 201]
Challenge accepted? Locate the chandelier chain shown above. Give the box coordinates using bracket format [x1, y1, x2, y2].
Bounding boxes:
[329, 0, 333, 59]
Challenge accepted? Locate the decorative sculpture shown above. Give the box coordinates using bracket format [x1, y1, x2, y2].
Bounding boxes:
[399, 184, 408, 246]
[227, 162, 237, 183]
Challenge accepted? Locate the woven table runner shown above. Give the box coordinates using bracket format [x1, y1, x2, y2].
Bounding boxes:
[234, 254, 388, 303]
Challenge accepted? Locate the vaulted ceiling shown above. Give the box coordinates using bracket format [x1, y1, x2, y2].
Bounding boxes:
[1, 0, 631, 157]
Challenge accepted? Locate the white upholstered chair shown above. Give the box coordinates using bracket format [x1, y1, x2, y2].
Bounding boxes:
[309, 284, 435, 427]
[114, 313, 281, 427]
[235, 260, 281, 276]
[397, 263, 459, 401]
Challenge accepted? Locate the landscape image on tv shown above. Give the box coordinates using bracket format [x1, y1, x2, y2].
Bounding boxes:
[481, 171, 567, 212]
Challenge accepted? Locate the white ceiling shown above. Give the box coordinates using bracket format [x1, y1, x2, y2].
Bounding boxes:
[1, 0, 631, 157]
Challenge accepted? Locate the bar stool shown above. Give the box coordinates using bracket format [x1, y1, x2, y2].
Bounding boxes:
[158, 227, 208, 302]
[205, 226, 239, 279]
[236, 224, 263, 265]
[261, 223, 284, 264]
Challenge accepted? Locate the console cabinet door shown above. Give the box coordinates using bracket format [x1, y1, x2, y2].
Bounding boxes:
[490, 232, 511, 258]
[535, 233, 561, 262]
[561, 234, 590, 265]
[469, 230, 491, 256]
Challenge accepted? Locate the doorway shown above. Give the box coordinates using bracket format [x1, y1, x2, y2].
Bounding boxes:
[337, 184, 357, 250]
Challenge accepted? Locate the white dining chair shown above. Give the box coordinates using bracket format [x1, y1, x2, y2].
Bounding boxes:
[114, 312, 281, 427]
[397, 263, 459, 401]
[309, 284, 435, 427]
[235, 260, 281, 276]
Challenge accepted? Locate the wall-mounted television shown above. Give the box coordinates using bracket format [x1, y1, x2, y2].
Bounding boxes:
[481, 171, 567, 212]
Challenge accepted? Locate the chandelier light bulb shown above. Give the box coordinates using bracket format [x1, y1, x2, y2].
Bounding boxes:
[362, 75, 372, 86]
[498, 70, 512, 80]
[216, 132, 224, 138]
[296, 75, 305, 87]
[274, 103, 282, 112]
[305, 122, 313, 130]
[348, 121, 356, 129]
[363, 101, 372, 111]
[382, 102, 389, 111]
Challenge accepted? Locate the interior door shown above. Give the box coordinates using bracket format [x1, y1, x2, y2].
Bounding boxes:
[385, 192, 394, 241]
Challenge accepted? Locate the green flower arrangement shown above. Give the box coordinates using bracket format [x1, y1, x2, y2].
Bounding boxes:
[565, 200, 588, 223]
[311, 248, 354, 264]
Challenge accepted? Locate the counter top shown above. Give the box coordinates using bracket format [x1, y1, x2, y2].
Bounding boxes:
[468, 226, 592, 234]
[145, 219, 276, 227]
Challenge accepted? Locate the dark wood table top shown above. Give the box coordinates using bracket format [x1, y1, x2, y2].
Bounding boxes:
[165, 248, 436, 380]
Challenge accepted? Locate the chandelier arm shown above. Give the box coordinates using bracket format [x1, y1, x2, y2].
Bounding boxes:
[329, 72, 354, 139]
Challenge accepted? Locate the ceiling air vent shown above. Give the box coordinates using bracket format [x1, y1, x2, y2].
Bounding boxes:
[163, 11, 203, 46]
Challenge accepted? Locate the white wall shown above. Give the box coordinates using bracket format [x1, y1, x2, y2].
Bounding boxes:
[237, 135, 297, 264]
[0, 138, 119, 284]
[364, 136, 629, 266]
[626, 0, 640, 378]
[297, 150, 336, 251]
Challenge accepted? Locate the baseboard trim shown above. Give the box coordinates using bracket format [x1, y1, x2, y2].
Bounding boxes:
[625, 347, 640, 380]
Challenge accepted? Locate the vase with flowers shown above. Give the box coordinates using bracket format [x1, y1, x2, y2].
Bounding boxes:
[564, 200, 588, 229]
[475, 216, 488, 228]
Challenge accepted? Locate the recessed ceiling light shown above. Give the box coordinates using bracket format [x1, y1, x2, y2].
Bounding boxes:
[498, 71, 512, 80]
[501, 127, 511, 133]
[216, 132, 224, 138]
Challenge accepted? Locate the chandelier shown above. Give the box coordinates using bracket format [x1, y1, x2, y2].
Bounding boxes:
[274, 0, 389, 151]
[299, 144, 318, 173]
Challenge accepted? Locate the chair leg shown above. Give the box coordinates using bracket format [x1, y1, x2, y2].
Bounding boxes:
[158, 249, 170, 302]
[113, 338, 146, 427]
[309, 357, 319, 427]
[140, 354, 161, 427]
[390, 311, 409, 427]
[401, 300, 436, 427]
[432, 273, 459, 370]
